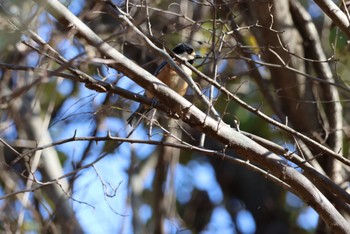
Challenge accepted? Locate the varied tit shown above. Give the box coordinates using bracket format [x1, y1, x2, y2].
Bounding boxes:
[127, 43, 199, 127]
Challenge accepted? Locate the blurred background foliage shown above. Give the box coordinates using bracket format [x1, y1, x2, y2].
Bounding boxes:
[0, 0, 348, 233]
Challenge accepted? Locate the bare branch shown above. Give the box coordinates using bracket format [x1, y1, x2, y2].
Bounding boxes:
[28, 0, 350, 232]
[313, 0, 350, 39]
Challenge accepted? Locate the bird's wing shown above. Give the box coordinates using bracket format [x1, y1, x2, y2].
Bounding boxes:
[153, 61, 167, 76]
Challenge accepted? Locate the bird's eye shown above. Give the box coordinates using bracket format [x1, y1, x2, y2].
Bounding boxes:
[186, 48, 194, 54]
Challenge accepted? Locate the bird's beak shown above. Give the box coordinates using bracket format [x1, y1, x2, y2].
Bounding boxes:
[194, 54, 202, 59]
[188, 53, 202, 65]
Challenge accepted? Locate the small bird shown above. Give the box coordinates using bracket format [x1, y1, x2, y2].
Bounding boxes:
[127, 43, 199, 127]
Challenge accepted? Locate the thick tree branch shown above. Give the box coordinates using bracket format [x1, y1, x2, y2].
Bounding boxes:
[290, 0, 344, 185]
[31, 0, 350, 232]
[314, 0, 350, 39]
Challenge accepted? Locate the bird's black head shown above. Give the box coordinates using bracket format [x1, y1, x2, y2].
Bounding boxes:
[172, 43, 194, 55]
[172, 43, 200, 64]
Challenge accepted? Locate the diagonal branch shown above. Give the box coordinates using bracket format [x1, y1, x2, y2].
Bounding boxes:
[313, 0, 350, 39]
[31, 0, 350, 232]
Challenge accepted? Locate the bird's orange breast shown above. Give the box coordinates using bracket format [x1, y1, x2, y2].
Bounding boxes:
[156, 64, 190, 96]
